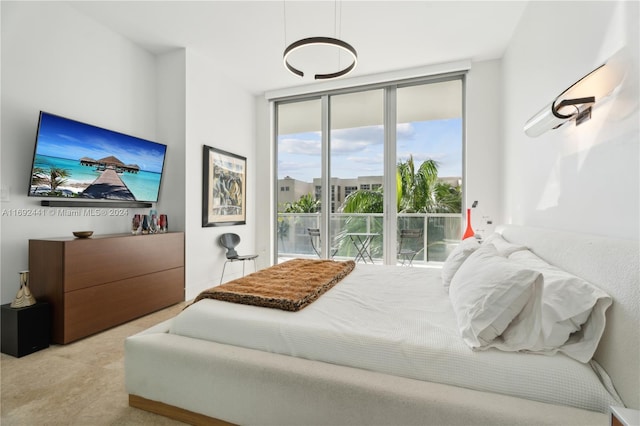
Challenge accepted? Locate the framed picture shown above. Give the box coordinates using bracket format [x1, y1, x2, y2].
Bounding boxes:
[202, 145, 246, 227]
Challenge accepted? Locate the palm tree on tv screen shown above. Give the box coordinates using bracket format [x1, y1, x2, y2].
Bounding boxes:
[48, 167, 70, 193]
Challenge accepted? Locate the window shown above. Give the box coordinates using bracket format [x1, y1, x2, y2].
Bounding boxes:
[275, 75, 464, 264]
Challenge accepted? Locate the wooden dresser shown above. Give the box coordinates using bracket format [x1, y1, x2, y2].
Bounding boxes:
[29, 232, 185, 344]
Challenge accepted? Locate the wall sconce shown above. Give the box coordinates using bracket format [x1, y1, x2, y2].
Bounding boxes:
[524, 59, 625, 137]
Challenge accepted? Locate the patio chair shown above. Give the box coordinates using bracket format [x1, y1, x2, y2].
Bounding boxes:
[307, 228, 338, 258]
[219, 233, 258, 283]
[398, 228, 423, 266]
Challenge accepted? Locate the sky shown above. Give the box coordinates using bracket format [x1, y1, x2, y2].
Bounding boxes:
[278, 118, 462, 182]
[34, 112, 167, 173]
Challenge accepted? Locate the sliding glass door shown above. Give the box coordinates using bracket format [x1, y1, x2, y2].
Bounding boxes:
[276, 98, 322, 259]
[329, 89, 385, 262]
[275, 74, 464, 265]
[396, 79, 463, 262]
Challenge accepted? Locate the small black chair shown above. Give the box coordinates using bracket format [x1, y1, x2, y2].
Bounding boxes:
[219, 233, 258, 283]
[307, 228, 338, 258]
[398, 229, 423, 266]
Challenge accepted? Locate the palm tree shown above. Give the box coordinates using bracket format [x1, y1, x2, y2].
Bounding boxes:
[339, 156, 461, 261]
[340, 188, 383, 214]
[398, 156, 439, 213]
[284, 193, 320, 213]
[341, 156, 461, 214]
[48, 167, 70, 193]
[30, 166, 48, 188]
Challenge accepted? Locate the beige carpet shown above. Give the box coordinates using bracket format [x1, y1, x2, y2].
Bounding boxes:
[1, 302, 187, 425]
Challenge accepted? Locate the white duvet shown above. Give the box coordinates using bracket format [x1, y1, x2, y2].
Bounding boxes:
[170, 263, 621, 413]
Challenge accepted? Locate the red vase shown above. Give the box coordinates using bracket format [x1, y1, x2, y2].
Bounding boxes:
[462, 208, 475, 239]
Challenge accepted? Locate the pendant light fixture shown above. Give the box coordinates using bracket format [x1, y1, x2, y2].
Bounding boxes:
[282, 1, 358, 80]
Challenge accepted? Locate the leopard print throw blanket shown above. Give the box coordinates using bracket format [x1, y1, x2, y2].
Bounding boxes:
[192, 258, 356, 312]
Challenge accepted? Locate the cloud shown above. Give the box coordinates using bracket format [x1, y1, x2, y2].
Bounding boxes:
[346, 153, 384, 165]
[397, 123, 416, 139]
[331, 125, 384, 154]
[397, 151, 447, 163]
[278, 136, 321, 156]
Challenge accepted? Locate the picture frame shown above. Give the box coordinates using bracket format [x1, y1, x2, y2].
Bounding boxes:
[202, 145, 246, 227]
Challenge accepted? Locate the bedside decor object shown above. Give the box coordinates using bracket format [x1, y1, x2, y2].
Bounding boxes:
[72, 231, 93, 238]
[462, 208, 475, 240]
[10, 271, 36, 308]
[202, 145, 246, 227]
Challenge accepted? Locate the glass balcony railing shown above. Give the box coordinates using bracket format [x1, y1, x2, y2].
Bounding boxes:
[277, 213, 463, 265]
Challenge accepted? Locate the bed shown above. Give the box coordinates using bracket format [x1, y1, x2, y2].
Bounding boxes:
[125, 225, 639, 425]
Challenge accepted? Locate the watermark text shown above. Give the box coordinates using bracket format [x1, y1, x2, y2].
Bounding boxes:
[2, 208, 130, 217]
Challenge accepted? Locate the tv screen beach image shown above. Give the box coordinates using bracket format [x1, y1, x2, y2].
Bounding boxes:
[29, 112, 167, 202]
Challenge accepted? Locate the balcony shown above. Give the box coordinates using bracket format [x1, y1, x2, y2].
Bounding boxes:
[277, 213, 463, 265]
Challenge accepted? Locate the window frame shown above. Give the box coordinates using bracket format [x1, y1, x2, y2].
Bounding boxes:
[272, 72, 467, 265]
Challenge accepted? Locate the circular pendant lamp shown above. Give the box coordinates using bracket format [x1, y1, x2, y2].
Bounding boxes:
[283, 36, 358, 80]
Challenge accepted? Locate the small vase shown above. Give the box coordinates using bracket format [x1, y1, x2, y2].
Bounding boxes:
[131, 214, 141, 235]
[11, 271, 36, 308]
[150, 214, 158, 234]
[141, 215, 150, 235]
[462, 208, 475, 240]
[159, 214, 168, 233]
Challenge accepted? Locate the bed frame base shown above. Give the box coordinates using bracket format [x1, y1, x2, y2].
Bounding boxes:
[129, 394, 235, 426]
[125, 225, 638, 424]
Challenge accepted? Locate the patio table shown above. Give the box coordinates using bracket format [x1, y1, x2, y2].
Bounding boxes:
[346, 232, 379, 263]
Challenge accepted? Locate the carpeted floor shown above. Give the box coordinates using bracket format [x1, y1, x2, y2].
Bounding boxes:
[1, 302, 187, 425]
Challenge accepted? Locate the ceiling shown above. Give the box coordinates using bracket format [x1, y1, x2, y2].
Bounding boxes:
[68, 1, 529, 95]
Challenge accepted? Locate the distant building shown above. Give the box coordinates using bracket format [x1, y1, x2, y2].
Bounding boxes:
[277, 176, 314, 209]
[278, 175, 460, 212]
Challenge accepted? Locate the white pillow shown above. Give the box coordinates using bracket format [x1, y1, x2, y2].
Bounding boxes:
[505, 250, 612, 362]
[441, 237, 480, 290]
[449, 244, 543, 348]
[482, 233, 528, 257]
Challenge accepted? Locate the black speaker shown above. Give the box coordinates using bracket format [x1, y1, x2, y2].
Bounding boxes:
[1, 302, 50, 357]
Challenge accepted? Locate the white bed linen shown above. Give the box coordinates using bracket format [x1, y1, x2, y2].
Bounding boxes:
[170, 264, 621, 413]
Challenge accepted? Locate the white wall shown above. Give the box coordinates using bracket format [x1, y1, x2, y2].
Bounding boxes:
[465, 60, 503, 237]
[1, 3, 258, 304]
[183, 49, 257, 300]
[255, 59, 504, 263]
[0, 2, 160, 303]
[254, 98, 273, 267]
[502, 0, 639, 239]
[156, 49, 187, 235]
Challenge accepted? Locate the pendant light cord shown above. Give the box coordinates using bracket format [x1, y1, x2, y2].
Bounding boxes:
[282, 0, 357, 79]
[335, 0, 341, 69]
[283, 0, 288, 48]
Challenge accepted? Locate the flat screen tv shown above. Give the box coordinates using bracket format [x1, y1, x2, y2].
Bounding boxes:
[28, 111, 167, 203]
